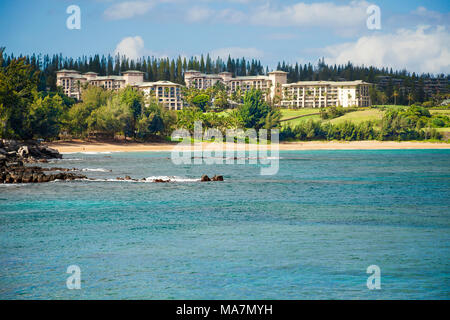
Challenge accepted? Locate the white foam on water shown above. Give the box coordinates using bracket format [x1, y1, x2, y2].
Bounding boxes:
[80, 176, 199, 183]
[81, 168, 111, 172]
[56, 158, 84, 161]
[61, 151, 113, 155]
[81, 151, 113, 155]
[145, 176, 199, 183]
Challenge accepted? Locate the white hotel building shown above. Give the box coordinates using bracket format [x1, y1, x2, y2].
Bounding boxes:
[58, 69, 371, 110]
[281, 80, 371, 108]
[184, 71, 370, 108]
[56, 69, 183, 110]
[184, 70, 288, 101]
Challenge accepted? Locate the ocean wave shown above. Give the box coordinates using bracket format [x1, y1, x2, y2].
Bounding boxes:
[81, 168, 112, 172]
[50, 158, 83, 161]
[145, 176, 199, 183]
[81, 151, 112, 155]
[81, 176, 199, 183]
[61, 151, 112, 155]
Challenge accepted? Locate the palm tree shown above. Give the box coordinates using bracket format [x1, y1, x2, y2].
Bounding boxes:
[379, 92, 388, 105]
[407, 93, 413, 106]
[265, 87, 271, 103]
[264, 110, 282, 130]
[393, 90, 399, 105]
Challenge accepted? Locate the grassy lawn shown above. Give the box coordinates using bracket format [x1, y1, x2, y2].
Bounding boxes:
[327, 109, 384, 125]
[283, 114, 322, 126]
[435, 127, 450, 132]
[280, 108, 319, 120]
[372, 105, 409, 110]
[430, 109, 450, 116]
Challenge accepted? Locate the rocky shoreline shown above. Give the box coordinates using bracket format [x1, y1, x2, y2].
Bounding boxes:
[0, 140, 87, 184]
[1, 140, 225, 184]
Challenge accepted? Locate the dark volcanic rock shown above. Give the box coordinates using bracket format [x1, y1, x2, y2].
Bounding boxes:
[1, 140, 86, 184]
[154, 179, 171, 183]
[201, 175, 211, 182]
[212, 175, 224, 181]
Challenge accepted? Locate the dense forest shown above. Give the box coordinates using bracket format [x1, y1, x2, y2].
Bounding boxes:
[0, 47, 448, 142]
[1, 49, 448, 105]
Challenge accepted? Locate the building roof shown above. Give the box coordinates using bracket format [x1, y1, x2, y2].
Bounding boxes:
[122, 70, 144, 74]
[186, 72, 222, 79]
[56, 69, 80, 73]
[71, 74, 88, 79]
[268, 70, 288, 74]
[234, 75, 269, 81]
[94, 76, 125, 81]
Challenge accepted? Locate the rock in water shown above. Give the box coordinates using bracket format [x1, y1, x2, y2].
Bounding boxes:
[212, 175, 224, 181]
[201, 175, 211, 182]
[154, 179, 171, 183]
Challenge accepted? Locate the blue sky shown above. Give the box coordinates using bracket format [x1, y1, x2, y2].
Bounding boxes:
[1, 0, 449, 74]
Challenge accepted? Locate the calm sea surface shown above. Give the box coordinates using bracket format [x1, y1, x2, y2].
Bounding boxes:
[0, 150, 449, 299]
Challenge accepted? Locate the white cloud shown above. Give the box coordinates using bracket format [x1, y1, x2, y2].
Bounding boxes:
[209, 47, 264, 59]
[104, 1, 155, 20]
[114, 36, 168, 60]
[183, 1, 373, 35]
[321, 26, 450, 74]
[250, 0, 371, 28]
[412, 6, 446, 21]
[387, 6, 450, 30]
[215, 8, 246, 24]
[186, 7, 214, 23]
[186, 7, 245, 24]
[114, 36, 146, 59]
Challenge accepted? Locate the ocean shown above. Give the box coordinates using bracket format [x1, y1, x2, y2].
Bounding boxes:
[0, 149, 449, 299]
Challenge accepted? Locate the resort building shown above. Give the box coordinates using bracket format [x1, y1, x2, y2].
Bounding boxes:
[56, 69, 90, 100]
[56, 70, 183, 110]
[58, 69, 371, 110]
[184, 70, 288, 101]
[137, 81, 183, 110]
[280, 80, 371, 108]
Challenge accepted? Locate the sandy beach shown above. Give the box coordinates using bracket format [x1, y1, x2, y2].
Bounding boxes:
[48, 140, 450, 153]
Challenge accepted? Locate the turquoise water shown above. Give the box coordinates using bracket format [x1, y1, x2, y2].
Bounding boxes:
[0, 150, 449, 299]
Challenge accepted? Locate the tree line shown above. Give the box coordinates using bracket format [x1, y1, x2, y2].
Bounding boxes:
[278, 58, 449, 105]
[2, 48, 448, 106]
[0, 54, 175, 141]
[280, 105, 445, 142]
[1, 49, 447, 142]
[0, 48, 264, 91]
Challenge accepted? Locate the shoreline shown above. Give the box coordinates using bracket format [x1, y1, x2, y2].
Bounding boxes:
[48, 140, 450, 153]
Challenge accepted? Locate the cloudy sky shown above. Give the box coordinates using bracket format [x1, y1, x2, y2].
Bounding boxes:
[1, 0, 449, 74]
